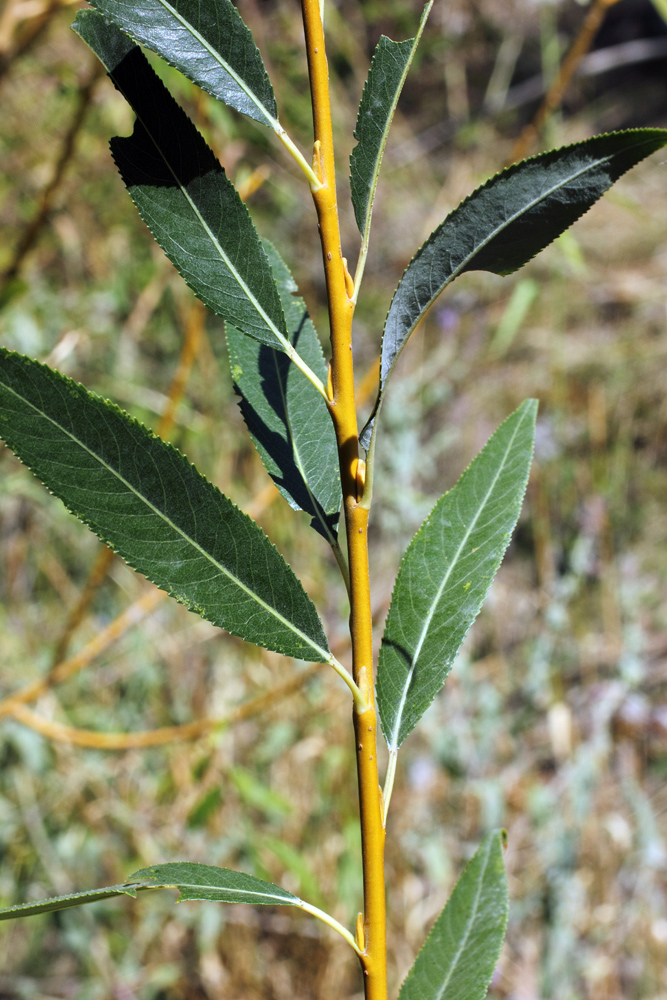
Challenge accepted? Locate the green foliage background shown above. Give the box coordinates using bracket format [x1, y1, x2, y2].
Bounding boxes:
[1, 1, 667, 997]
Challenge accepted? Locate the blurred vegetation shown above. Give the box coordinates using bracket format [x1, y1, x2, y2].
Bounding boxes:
[1, 0, 667, 997]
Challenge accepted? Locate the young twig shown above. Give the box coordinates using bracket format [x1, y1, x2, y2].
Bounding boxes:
[301, 1, 386, 994]
[7, 662, 323, 749]
[0, 588, 166, 721]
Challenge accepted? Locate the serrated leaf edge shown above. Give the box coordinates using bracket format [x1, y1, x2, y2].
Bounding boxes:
[385, 129, 667, 366]
[361, 128, 667, 449]
[0, 351, 330, 662]
[108, 150, 291, 358]
[350, 1, 433, 237]
[398, 830, 508, 1000]
[89, 0, 279, 126]
[383, 399, 537, 750]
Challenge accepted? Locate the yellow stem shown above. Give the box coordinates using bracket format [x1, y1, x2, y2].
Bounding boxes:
[300, 2, 387, 996]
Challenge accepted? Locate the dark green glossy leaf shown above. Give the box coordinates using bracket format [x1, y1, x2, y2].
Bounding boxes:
[350, 2, 432, 236]
[378, 400, 536, 750]
[127, 862, 300, 905]
[228, 242, 341, 544]
[81, 0, 277, 126]
[0, 884, 153, 921]
[0, 350, 330, 662]
[398, 831, 508, 1000]
[360, 129, 667, 448]
[73, 12, 289, 353]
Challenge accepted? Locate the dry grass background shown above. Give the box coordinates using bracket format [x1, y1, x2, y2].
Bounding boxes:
[1, 0, 667, 997]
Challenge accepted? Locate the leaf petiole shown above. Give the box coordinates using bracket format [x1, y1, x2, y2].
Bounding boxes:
[282, 339, 329, 400]
[297, 899, 363, 955]
[328, 654, 368, 713]
[381, 750, 397, 827]
[276, 126, 323, 190]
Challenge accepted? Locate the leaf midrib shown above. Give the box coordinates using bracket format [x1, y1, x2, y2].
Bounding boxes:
[271, 350, 337, 547]
[356, 3, 432, 241]
[2, 378, 330, 662]
[387, 405, 530, 749]
[111, 69, 290, 355]
[147, 0, 278, 128]
[432, 836, 494, 1000]
[389, 140, 657, 348]
[356, 34, 415, 239]
[137, 880, 297, 903]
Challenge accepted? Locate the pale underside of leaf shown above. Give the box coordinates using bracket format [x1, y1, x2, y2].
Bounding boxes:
[84, 0, 278, 127]
[73, 12, 294, 357]
[378, 400, 537, 750]
[398, 831, 508, 1000]
[0, 350, 330, 662]
[360, 128, 667, 449]
[350, 1, 433, 237]
[228, 240, 341, 544]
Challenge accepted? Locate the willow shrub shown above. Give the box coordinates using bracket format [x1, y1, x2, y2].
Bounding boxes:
[1, 2, 665, 998]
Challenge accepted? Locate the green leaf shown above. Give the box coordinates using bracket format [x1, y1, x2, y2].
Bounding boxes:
[80, 0, 278, 127]
[73, 12, 290, 354]
[228, 242, 341, 544]
[0, 865, 301, 921]
[0, 884, 153, 921]
[0, 350, 330, 663]
[127, 862, 300, 906]
[350, 2, 432, 236]
[360, 129, 667, 447]
[378, 400, 537, 750]
[398, 831, 509, 1000]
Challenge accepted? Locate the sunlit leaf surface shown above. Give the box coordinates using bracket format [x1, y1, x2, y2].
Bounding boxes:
[350, 2, 432, 236]
[0, 350, 330, 661]
[378, 400, 536, 749]
[83, 0, 278, 126]
[0, 864, 299, 920]
[74, 11, 291, 352]
[398, 831, 509, 1000]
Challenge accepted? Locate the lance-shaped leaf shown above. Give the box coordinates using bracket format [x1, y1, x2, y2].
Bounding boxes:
[73, 13, 296, 361]
[0, 350, 330, 662]
[0, 863, 359, 952]
[398, 831, 509, 1000]
[227, 242, 342, 544]
[126, 863, 301, 905]
[360, 128, 667, 447]
[0, 866, 297, 920]
[378, 400, 536, 750]
[350, 2, 432, 236]
[0, 883, 155, 921]
[83, 0, 277, 127]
